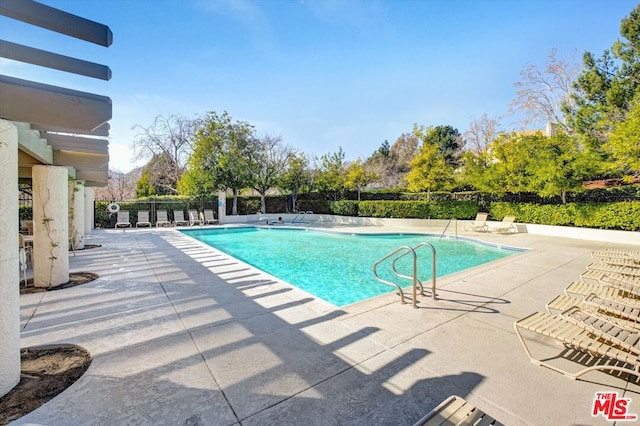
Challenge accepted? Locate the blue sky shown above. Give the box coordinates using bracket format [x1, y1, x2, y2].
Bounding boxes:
[1, 0, 637, 172]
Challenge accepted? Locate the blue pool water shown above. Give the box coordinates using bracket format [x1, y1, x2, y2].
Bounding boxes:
[181, 227, 521, 306]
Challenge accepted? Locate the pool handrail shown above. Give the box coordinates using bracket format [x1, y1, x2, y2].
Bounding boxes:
[373, 245, 417, 307]
[392, 242, 437, 302]
[292, 210, 314, 223]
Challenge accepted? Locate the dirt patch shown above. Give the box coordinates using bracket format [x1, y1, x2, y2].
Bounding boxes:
[20, 272, 99, 294]
[74, 243, 102, 251]
[0, 345, 92, 425]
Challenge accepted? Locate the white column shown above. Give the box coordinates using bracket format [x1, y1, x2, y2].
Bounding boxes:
[0, 120, 20, 397]
[84, 186, 94, 235]
[217, 191, 227, 224]
[33, 165, 69, 288]
[69, 180, 85, 249]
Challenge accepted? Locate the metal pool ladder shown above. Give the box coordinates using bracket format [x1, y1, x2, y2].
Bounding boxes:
[372, 242, 437, 308]
[292, 210, 314, 223]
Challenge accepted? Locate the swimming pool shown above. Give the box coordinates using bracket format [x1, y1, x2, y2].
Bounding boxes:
[181, 227, 522, 306]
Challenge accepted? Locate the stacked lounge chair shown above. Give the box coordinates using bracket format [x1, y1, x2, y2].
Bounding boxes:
[515, 249, 640, 380]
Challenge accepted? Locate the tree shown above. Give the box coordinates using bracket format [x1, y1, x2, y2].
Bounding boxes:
[510, 48, 580, 131]
[94, 170, 136, 200]
[252, 135, 292, 214]
[135, 152, 178, 197]
[132, 114, 200, 194]
[179, 111, 258, 214]
[314, 147, 346, 201]
[280, 152, 311, 212]
[345, 158, 378, 201]
[608, 92, 640, 177]
[484, 133, 537, 196]
[464, 113, 501, 155]
[405, 141, 454, 200]
[389, 133, 419, 173]
[566, 4, 640, 160]
[413, 124, 465, 168]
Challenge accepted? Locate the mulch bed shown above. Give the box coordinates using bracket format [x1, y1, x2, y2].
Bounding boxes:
[20, 272, 99, 294]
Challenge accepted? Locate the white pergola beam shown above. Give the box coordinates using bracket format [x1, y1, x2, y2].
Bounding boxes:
[46, 134, 108, 155]
[0, 0, 113, 47]
[0, 75, 112, 133]
[32, 122, 110, 137]
[0, 40, 111, 80]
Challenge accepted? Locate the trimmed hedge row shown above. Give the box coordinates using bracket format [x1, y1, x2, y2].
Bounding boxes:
[489, 201, 640, 231]
[357, 200, 478, 219]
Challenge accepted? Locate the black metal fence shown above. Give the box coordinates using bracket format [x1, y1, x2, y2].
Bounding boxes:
[94, 199, 218, 228]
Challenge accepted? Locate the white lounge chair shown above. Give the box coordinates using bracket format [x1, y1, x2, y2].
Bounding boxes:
[592, 249, 640, 263]
[202, 209, 219, 225]
[156, 210, 172, 227]
[490, 216, 516, 234]
[188, 209, 202, 226]
[515, 311, 640, 379]
[136, 210, 152, 227]
[115, 210, 131, 228]
[413, 395, 503, 426]
[173, 210, 189, 226]
[464, 212, 489, 232]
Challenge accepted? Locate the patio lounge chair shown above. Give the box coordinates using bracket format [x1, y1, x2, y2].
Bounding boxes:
[188, 209, 202, 226]
[173, 210, 189, 226]
[413, 395, 503, 426]
[464, 212, 489, 232]
[514, 311, 640, 379]
[156, 210, 171, 227]
[115, 210, 131, 228]
[586, 262, 640, 278]
[592, 249, 640, 263]
[136, 210, 152, 227]
[565, 280, 640, 300]
[201, 209, 219, 225]
[547, 293, 640, 325]
[489, 216, 516, 234]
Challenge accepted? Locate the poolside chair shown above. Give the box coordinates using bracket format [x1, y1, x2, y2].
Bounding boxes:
[592, 249, 640, 263]
[201, 209, 219, 225]
[586, 262, 640, 278]
[136, 210, 152, 227]
[115, 210, 131, 228]
[464, 212, 489, 232]
[515, 311, 640, 379]
[18, 233, 32, 268]
[173, 210, 189, 226]
[489, 216, 516, 234]
[565, 280, 640, 300]
[413, 395, 504, 426]
[188, 209, 202, 226]
[156, 210, 171, 227]
[547, 293, 640, 325]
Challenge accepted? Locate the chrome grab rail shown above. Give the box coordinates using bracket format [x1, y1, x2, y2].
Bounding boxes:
[392, 242, 437, 302]
[439, 218, 457, 240]
[292, 210, 314, 223]
[373, 241, 438, 308]
[373, 246, 417, 306]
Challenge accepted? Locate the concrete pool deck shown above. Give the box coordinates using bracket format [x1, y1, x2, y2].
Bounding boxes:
[15, 223, 640, 425]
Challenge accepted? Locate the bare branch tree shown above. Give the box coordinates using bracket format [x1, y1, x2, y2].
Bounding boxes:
[464, 113, 501, 154]
[131, 114, 201, 193]
[509, 48, 580, 131]
[253, 135, 292, 213]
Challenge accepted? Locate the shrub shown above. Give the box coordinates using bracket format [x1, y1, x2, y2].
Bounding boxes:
[329, 200, 359, 216]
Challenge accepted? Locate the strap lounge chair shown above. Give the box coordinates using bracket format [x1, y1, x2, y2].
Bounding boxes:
[413, 395, 503, 426]
[547, 293, 640, 326]
[565, 280, 640, 300]
[202, 209, 219, 225]
[156, 210, 171, 227]
[464, 212, 489, 232]
[136, 210, 152, 227]
[515, 311, 640, 379]
[115, 210, 132, 228]
[489, 216, 516, 234]
[188, 209, 202, 226]
[173, 210, 189, 226]
[592, 249, 640, 263]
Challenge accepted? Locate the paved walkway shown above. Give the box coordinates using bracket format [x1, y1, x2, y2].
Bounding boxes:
[15, 225, 640, 425]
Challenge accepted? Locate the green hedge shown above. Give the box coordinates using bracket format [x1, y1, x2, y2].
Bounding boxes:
[329, 200, 359, 216]
[357, 200, 478, 219]
[489, 201, 640, 231]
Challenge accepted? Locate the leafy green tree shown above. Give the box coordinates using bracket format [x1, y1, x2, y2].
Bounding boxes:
[405, 141, 454, 200]
[484, 133, 537, 196]
[608, 92, 640, 177]
[136, 152, 178, 197]
[566, 3, 640, 163]
[413, 124, 465, 168]
[179, 111, 258, 214]
[315, 147, 347, 201]
[280, 152, 311, 212]
[252, 135, 292, 214]
[345, 158, 378, 201]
